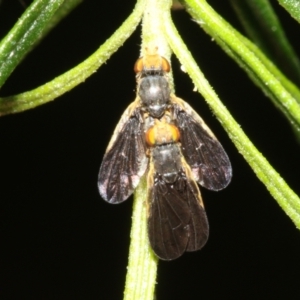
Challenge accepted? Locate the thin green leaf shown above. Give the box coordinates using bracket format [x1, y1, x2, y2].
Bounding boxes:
[278, 0, 300, 24]
[0, 0, 64, 88]
[0, 0, 146, 116]
[31, 0, 84, 50]
[198, 24, 300, 138]
[230, 0, 300, 86]
[169, 0, 300, 228]
[183, 0, 300, 138]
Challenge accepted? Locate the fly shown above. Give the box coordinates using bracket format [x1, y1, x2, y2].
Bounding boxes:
[135, 47, 232, 190]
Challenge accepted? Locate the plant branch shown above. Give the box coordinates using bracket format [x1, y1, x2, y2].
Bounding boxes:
[124, 177, 158, 300]
[33, 0, 84, 50]
[162, 1, 300, 228]
[183, 0, 300, 138]
[230, 0, 300, 86]
[0, 0, 146, 116]
[0, 0, 65, 89]
[124, 0, 173, 299]
[278, 0, 300, 24]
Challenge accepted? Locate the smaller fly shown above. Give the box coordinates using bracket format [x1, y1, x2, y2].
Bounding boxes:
[98, 48, 231, 260]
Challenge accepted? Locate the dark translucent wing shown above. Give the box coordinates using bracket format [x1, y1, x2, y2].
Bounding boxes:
[98, 116, 147, 204]
[174, 102, 232, 191]
[147, 173, 190, 260]
[184, 172, 209, 252]
[147, 168, 209, 260]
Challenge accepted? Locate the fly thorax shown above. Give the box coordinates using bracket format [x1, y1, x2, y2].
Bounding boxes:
[138, 76, 171, 118]
[152, 144, 182, 184]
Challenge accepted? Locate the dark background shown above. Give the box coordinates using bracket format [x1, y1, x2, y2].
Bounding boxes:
[1, 0, 300, 299]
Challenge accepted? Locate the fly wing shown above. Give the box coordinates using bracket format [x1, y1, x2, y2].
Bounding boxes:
[147, 162, 209, 260]
[172, 95, 232, 191]
[98, 101, 148, 204]
[147, 170, 190, 260]
[182, 160, 209, 252]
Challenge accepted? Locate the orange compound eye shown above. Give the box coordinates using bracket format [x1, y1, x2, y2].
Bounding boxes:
[160, 56, 170, 72]
[145, 126, 156, 146]
[134, 47, 171, 74]
[134, 57, 145, 74]
[169, 123, 180, 141]
[134, 56, 171, 73]
[145, 121, 180, 147]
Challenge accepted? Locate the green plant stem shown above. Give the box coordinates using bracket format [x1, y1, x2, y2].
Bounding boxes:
[0, 0, 146, 116]
[278, 0, 300, 24]
[230, 0, 300, 86]
[124, 178, 158, 300]
[124, 0, 173, 299]
[162, 1, 300, 227]
[0, 0, 64, 88]
[32, 0, 84, 50]
[183, 0, 300, 136]
[41, 0, 83, 37]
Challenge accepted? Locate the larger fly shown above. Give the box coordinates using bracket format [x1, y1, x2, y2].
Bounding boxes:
[98, 48, 232, 260]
